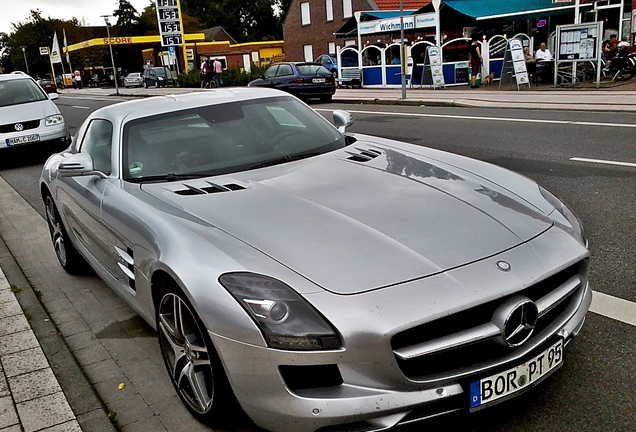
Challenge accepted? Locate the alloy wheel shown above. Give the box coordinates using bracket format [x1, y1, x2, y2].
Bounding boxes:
[158, 293, 214, 415]
[45, 196, 67, 267]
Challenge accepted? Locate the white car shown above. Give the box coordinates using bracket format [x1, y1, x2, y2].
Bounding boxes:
[124, 72, 142, 88]
[0, 73, 69, 150]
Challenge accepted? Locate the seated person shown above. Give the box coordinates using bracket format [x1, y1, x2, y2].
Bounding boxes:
[524, 47, 536, 79]
[535, 43, 552, 62]
[534, 43, 553, 83]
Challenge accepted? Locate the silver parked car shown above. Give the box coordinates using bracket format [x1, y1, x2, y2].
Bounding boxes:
[40, 88, 590, 432]
[123, 72, 142, 88]
[1, 73, 69, 150]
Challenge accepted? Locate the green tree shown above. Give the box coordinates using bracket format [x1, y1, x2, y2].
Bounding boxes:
[114, 0, 140, 36]
[181, 0, 281, 42]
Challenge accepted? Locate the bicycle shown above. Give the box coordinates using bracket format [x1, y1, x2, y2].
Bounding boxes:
[200, 76, 217, 89]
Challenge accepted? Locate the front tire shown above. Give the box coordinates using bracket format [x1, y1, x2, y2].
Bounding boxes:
[156, 285, 237, 426]
[143, 80, 148, 88]
[44, 194, 87, 274]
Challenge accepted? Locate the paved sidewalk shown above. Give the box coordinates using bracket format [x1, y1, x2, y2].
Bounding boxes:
[0, 267, 81, 432]
[59, 83, 636, 112]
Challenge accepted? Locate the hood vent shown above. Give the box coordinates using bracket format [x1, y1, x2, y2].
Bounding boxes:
[175, 182, 246, 196]
[346, 148, 382, 163]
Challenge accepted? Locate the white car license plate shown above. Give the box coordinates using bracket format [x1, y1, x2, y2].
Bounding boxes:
[6, 134, 40, 146]
[313, 78, 326, 83]
[469, 339, 563, 409]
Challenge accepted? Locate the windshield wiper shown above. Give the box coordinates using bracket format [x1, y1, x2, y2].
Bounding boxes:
[127, 173, 216, 183]
[247, 152, 322, 170]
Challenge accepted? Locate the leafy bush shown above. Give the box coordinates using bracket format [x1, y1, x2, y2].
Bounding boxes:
[222, 65, 269, 87]
[176, 69, 202, 88]
[176, 65, 270, 88]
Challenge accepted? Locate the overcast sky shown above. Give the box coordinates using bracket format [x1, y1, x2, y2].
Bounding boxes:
[1, 0, 153, 36]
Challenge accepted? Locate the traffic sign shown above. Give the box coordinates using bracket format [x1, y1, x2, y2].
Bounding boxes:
[168, 46, 176, 53]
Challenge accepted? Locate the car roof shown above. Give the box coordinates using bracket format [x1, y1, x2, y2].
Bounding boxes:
[91, 88, 294, 124]
[0, 73, 33, 82]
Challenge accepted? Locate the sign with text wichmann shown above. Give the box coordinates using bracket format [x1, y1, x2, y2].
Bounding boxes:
[155, 0, 184, 46]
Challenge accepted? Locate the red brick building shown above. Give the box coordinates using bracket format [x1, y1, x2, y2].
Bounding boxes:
[283, 0, 431, 62]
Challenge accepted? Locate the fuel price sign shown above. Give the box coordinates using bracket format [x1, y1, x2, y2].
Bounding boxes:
[156, 0, 184, 47]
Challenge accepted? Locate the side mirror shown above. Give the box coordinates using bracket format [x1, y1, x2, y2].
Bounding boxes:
[49, 92, 60, 100]
[58, 153, 107, 179]
[333, 110, 353, 133]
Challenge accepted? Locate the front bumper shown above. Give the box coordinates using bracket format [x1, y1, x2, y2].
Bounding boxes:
[1, 122, 69, 150]
[210, 281, 591, 432]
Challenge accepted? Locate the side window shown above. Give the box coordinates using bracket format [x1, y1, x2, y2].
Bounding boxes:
[80, 119, 113, 175]
[264, 65, 278, 78]
[276, 64, 293, 76]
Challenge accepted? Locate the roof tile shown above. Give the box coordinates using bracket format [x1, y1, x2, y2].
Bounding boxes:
[374, 0, 431, 10]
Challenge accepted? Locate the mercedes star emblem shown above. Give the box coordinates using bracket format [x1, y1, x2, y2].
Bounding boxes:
[14, 123, 24, 131]
[492, 296, 539, 347]
[496, 260, 511, 272]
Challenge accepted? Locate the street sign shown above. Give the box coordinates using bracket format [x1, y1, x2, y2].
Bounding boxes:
[39, 47, 49, 55]
[168, 46, 176, 53]
[155, 0, 185, 47]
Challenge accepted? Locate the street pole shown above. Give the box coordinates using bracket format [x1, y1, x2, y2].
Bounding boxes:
[572, 0, 580, 84]
[399, 0, 406, 99]
[101, 15, 120, 96]
[21, 47, 30, 75]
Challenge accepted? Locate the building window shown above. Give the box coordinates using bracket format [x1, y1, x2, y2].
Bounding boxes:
[328, 42, 336, 54]
[326, 0, 334, 21]
[343, 0, 352, 18]
[301, 2, 311, 25]
[303, 44, 314, 62]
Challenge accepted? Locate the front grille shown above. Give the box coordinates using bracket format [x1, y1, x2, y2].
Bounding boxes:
[0, 120, 40, 134]
[393, 260, 588, 381]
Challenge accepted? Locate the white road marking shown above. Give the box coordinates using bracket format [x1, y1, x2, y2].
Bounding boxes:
[60, 95, 126, 102]
[315, 108, 636, 129]
[71, 105, 90, 109]
[570, 157, 636, 168]
[590, 291, 636, 327]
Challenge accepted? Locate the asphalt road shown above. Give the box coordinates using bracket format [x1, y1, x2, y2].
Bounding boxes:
[1, 95, 635, 432]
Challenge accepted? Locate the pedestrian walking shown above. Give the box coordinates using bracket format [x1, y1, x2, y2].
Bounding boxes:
[73, 69, 82, 89]
[469, 35, 483, 88]
[212, 58, 223, 88]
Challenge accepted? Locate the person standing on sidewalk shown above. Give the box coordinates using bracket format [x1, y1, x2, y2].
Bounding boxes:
[212, 58, 223, 88]
[469, 35, 483, 88]
[73, 70, 82, 89]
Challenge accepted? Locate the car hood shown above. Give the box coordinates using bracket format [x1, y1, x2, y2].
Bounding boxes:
[0, 99, 58, 123]
[141, 141, 553, 295]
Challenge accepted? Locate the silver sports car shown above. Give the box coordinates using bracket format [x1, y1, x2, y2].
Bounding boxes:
[40, 88, 590, 432]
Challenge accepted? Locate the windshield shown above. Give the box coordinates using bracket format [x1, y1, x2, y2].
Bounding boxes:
[152, 68, 166, 76]
[0, 78, 48, 107]
[123, 96, 346, 182]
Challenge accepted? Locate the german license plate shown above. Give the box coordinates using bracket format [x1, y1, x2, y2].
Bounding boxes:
[6, 134, 40, 146]
[469, 339, 563, 409]
[313, 78, 326, 83]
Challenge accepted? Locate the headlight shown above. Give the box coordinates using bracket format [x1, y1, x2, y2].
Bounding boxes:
[158, 77, 164, 80]
[45, 115, 64, 126]
[219, 273, 341, 351]
[539, 186, 586, 245]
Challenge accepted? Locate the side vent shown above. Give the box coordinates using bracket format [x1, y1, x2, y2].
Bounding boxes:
[345, 148, 382, 163]
[175, 182, 246, 196]
[115, 246, 136, 291]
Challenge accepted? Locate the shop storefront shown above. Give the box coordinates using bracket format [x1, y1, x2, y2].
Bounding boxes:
[334, 0, 632, 88]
